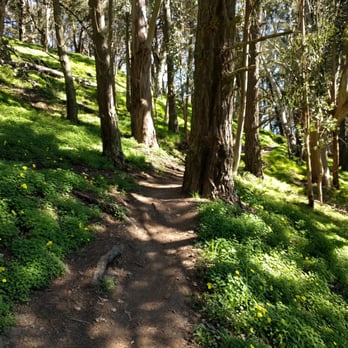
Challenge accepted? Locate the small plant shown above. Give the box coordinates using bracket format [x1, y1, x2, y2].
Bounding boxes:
[99, 276, 117, 294]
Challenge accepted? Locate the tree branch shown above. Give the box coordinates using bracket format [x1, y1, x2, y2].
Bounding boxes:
[146, 0, 162, 48]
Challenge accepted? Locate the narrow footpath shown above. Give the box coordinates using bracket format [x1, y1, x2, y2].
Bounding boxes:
[2, 167, 200, 348]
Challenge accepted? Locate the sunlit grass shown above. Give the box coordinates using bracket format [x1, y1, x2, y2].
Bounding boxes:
[196, 167, 348, 347]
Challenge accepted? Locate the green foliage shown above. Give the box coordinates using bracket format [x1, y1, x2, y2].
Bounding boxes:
[0, 39, 139, 333]
[196, 174, 348, 347]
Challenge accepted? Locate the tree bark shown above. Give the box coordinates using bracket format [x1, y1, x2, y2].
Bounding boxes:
[299, 0, 314, 207]
[0, 0, 8, 42]
[52, 0, 78, 124]
[89, 0, 125, 168]
[163, 0, 178, 133]
[130, 0, 161, 148]
[339, 118, 348, 171]
[333, 42, 348, 186]
[183, 0, 237, 201]
[232, 0, 251, 173]
[244, 0, 263, 178]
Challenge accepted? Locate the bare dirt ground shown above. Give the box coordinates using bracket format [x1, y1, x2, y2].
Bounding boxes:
[1, 165, 201, 348]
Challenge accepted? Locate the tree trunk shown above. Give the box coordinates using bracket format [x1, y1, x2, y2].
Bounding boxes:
[125, 11, 132, 113]
[130, 0, 161, 148]
[183, 35, 193, 143]
[52, 0, 78, 124]
[339, 118, 348, 171]
[163, 0, 178, 133]
[38, 1, 50, 52]
[0, 0, 8, 42]
[183, 0, 237, 201]
[333, 43, 348, 186]
[89, 0, 125, 168]
[232, 0, 251, 173]
[310, 128, 323, 203]
[298, 0, 314, 207]
[244, 0, 263, 178]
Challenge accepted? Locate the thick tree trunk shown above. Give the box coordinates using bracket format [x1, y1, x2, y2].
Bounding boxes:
[89, 0, 125, 168]
[52, 0, 78, 124]
[244, 0, 263, 178]
[130, 0, 160, 148]
[163, 0, 178, 133]
[183, 0, 237, 201]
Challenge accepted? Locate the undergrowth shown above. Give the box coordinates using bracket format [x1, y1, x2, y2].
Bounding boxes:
[195, 171, 348, 347]
[0, 37, 187, 333]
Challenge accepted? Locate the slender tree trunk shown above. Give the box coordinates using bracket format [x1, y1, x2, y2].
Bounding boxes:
[130, 0, 161, 148]
[52, 0, 78, 124]
[310, 127, 323, 203]
[244, 0, 263, 178]
[333, 40, 348, 187]
[262, 56, 296, 157]
[0, 0, 8, 42]
[183, 0, 237, 201]
[89, 0, 125, 168]
[39, 1, 50, 51]
[183, 35, 193, 143]
[233, 0, 251, 173]
[125, 11, 132, 113]
[299, 0, 314, 207]
[18, 0, 25, 41]
[339, 118, 348, 171]
[163, 0, 178, 133]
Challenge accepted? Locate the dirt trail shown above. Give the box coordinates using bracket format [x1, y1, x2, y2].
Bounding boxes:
[2, 167, 200, 348]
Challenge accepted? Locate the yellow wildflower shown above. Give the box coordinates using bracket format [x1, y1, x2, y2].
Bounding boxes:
[207, 282, 213, 290]
[235, 270, 240, 276]
[257, 312, 263, 318]
[22, 165, 28, 171]
[19, 172, 25, 177]
[32, 163, 36, 168]
[46, 241, 53, 247]
[0, 267, 6, 272]
[20, 183, 28, 190]
[2, 278, 7, 283]
[267, 317, 272, 323]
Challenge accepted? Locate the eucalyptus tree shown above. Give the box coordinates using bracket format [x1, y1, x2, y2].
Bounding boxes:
[59, 0, 90, 54]
[163, 0, 178, 133]
[0, 0, 8, 42]
[243, 0, 263, 177]
[89, 0, 125, 168]
[52, 0, 78, 123]
[183, 0, 237, 201]
[130, 0, 161, 148]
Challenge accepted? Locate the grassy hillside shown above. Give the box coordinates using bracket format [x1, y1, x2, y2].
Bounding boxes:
[195, 133, 348, 347]
[0, 38, 173, 331]
[0, 38, 347, 347]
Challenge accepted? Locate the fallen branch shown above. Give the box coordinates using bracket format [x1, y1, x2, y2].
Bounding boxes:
[0, 59, 96, 87]
[92, 245, 124, 284]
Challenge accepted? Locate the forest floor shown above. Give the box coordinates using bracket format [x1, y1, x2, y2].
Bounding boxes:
[1, 164, 201, 348]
